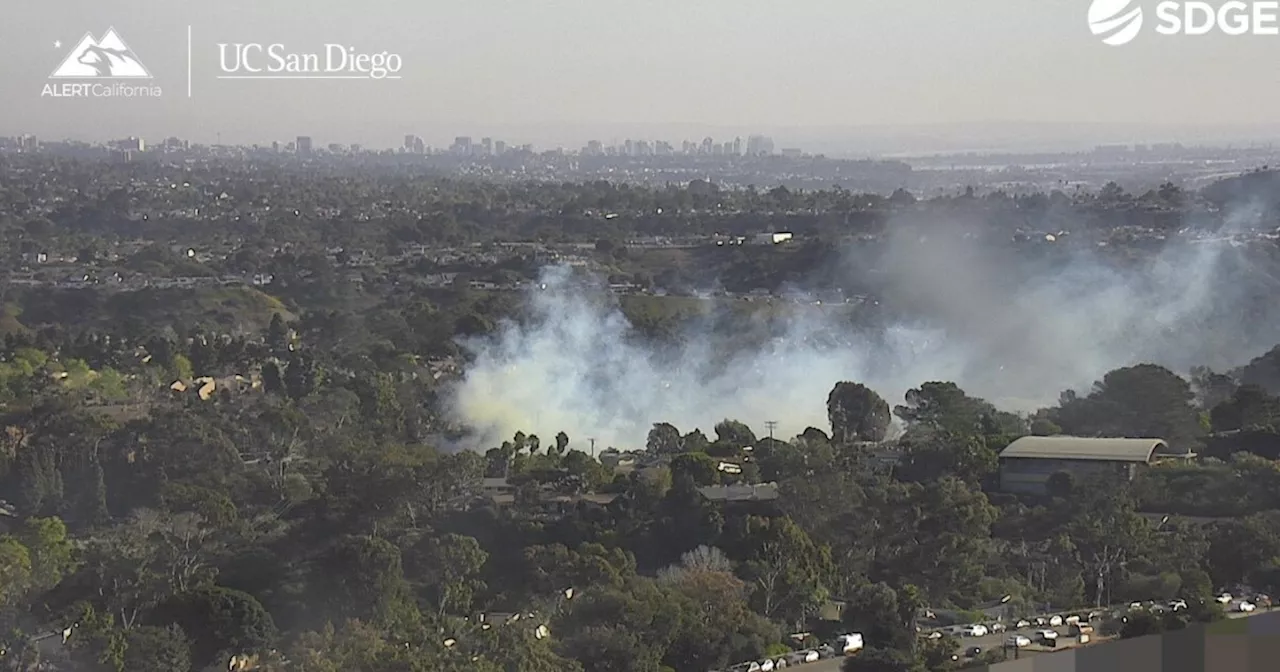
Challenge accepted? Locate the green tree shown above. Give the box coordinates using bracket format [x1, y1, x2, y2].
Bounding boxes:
[151, 586, 278, 667]
[895, 381, 1011, 436]
[681, 429, 710, 454]
[841, 582, 918, 653]
[266, 312, 289, 355]
[170, 353, 194, 381]
[121, 625, 192, 672]
[1209, 384, 1280, 432]
[895, 432, 998, 485]
[1030, 417, 1061, 436]
[1054, 364, 1203, 450]
[16, 516, 76, 591]
[669, 452, 720, 487]
[731, 516, 834, 625]
[646, 422, 683, 454]
[713, 420, 756, 449]
[827, 381, 892, 443]
[315, 536, 412, 626]
[0, 537, 32, 606]
[261, 361, 284, 395]
[409, 533, 488, 618]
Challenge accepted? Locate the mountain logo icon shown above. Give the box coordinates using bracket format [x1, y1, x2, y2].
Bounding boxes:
[50, 27, 153, 78]
[1089, 0, 1145, 46]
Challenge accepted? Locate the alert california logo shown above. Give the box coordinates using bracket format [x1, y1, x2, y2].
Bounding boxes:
[41, 27, 164, 98]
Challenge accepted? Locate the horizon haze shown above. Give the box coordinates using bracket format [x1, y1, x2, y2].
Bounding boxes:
[6, 0, 1280, 154]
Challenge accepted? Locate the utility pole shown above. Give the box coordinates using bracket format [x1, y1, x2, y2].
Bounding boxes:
[588, 438, 596, 457]
[764, 420, 778, 440]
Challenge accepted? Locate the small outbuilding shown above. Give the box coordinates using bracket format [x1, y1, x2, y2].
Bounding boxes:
[998, 436, 1190, 495]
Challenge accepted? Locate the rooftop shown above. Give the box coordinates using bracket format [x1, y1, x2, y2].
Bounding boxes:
[698, 483, 780, 502]
[999, 436, 1175, 463]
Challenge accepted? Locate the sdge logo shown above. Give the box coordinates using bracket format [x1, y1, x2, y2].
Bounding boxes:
[1089, 0, 1280, 45]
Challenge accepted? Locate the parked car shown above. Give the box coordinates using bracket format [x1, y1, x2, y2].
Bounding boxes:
[1047, 615, 1063, 626]
[1007, 635, 1031, 648]
[728, 663, 761, 672]
[1015, 619, 1031, 628]
[1168, 600, 1187, 611]
[1237, 601, 1257, 613]
[758, 659, 775, 672]
[959, 624, 988, 637]
[988, 622, 1007, 633]
[1036, 629, 1059, 643]
[1216, 593, 1233, 604]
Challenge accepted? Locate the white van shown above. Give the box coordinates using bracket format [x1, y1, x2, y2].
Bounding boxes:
[836, 633, 864, 654]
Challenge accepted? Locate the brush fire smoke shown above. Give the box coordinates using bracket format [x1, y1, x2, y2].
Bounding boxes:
[449, 206, 1280, 451]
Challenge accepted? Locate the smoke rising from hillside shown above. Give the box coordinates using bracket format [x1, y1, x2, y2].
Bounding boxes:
[449, 206, 1280, 451]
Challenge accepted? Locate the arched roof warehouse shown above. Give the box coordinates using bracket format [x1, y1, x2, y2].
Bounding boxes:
[999, 436, 1172, 463]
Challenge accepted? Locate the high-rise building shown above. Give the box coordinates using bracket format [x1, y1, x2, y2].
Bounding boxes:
[296, 136, 313, 154]
[114, 136, 145, 152]
[404, 134, 418, 152]
[271, 141, 280, 153]
[481, 137, 493, 156]
[746, 135, 774, 156]
[494, 140, 506, 156]
[452, 136, 472, 155]
[18, 134, 39, 151]
[732, 137, 743, 156]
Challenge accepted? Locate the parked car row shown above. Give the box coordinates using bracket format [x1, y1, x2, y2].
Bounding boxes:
[715, 634, 863, 672]
[926, 605, 1117, 642]
[1213, 590, 1269, 612]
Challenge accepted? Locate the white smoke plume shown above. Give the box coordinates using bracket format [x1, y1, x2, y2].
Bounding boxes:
[448, 203, 1280, 451]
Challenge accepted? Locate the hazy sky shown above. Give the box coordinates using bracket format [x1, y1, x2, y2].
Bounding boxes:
[4, 0, 1280, 150]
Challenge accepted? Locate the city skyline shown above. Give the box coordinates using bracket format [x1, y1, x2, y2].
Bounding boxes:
[9, 126, 1280, 160]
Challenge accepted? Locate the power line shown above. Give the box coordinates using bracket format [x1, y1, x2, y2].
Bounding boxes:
[764, 420, 778, 440]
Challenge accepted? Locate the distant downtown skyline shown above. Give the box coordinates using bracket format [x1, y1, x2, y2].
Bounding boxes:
[8, 123, 1280, 159]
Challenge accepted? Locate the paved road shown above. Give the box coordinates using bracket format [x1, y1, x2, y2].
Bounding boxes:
[794, 607, 1272, 672]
